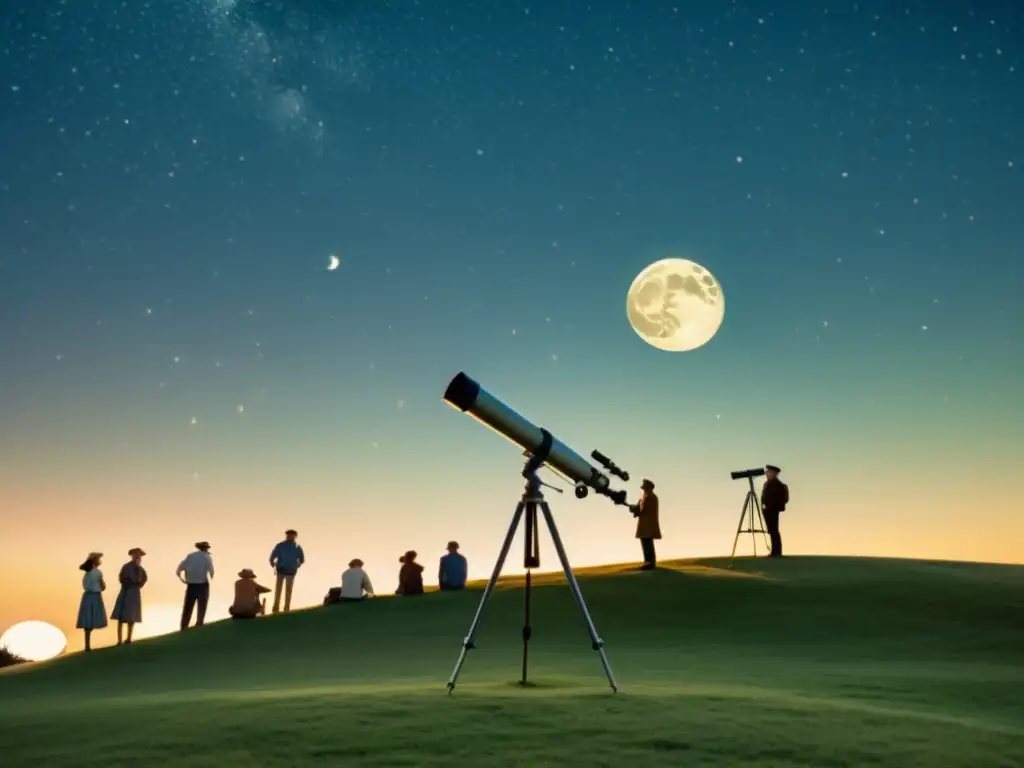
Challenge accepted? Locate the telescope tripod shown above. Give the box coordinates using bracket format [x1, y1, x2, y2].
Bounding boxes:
[446, 467, 618, 693]
[729, 476, 771, 566]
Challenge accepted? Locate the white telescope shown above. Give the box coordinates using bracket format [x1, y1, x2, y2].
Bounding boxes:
[442, 372, 628, 505]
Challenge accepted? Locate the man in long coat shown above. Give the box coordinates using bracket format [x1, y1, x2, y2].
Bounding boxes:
[633, 478, 661, 570]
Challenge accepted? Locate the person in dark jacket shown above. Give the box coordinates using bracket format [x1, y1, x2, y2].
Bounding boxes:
[760, 464, 790, 557]
[438, 541, 467, 591]
[631, 479, 661, 570]
[396, 551, 424, 596]
[269, 529, 305, 613]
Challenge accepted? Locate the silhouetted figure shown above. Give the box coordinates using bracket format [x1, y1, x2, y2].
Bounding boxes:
[339, 558, 374, 601]
[177, 541, 214, 631]
[631, 479, 661, 570]
[76, 552, 107, 652]
[396, 551, 424, 596]
[438, 541, 467, 591]
[760, 464, 790, 557]
[269, 528, 305, 614]
[111, 548, 147, 645]
[229, 569, 271, 619]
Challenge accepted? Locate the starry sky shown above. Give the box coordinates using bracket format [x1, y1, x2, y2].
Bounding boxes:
[1, 0, 1022, 650]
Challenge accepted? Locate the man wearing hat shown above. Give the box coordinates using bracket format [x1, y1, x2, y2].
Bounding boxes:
[438, 541, 468, 591]
[229, 569, 271, 619]
[176, 541, 215, 631]
[269, 529, 305, 613]
[760, 465, 790, 557]
[632, 479, 661, 570]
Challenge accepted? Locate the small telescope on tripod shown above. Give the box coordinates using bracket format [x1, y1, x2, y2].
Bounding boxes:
[729, 466, 770, 566]
[442, 372, 632, 694]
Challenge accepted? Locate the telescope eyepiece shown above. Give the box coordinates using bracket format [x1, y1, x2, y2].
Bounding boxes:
[574, 483, 589, 499]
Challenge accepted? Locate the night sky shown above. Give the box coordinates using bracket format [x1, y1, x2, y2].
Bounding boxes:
[1, 0, 1022, 646]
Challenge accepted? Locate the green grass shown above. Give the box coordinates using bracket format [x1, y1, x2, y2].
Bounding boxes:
[1, 556, 1022, 767]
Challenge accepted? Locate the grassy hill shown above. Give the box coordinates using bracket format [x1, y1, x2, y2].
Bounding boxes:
[1, 556, 1021, 767]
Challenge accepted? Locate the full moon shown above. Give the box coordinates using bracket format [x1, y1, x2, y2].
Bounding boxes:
[626, 257, 725, 351]
[0, 620, 67, 662]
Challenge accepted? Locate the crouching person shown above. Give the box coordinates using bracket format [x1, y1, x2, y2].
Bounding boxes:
[229, 568, 271, 619]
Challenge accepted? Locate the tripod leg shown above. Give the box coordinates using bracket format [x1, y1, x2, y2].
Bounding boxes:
[447, 501, 524, 693]
[749, 494, 759, 557]
[521, 568, 532, 685]
[520, 501, 539, 686]
[753, 496, 771, 554]
[539, 502, 619, 693]
[729, 494, 750, 567]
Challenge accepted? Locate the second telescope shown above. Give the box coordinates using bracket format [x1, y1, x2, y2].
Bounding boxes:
[443, 372, 625, 504]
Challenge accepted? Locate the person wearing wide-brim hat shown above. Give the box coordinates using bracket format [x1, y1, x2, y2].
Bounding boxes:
[396, 550, 424, 596]
[760, 465, 790, 557]
[338, 558, 374, 602]
[76, 552, 108, 652]
[229, 568, 271, 620]
[176, 541, 215, 631]
[111, 547, 148, 645]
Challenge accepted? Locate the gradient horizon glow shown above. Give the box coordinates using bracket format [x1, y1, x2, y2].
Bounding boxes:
[1, 0, 1022, 652]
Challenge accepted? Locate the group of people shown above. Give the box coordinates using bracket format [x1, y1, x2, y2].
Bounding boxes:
[72, 529, 470, 651]
[74, 469, 788, 651]
[323, 540, 470, 604]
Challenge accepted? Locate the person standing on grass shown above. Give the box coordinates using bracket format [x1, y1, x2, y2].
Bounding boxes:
[760, 464, 790, 557]
[111, 547, 148, 645]
[269, 528, 305, 614]
[438, 541, 467, 591]
[177, 541, 214, 630]
[630, 479, 661, 570]
[76, 552, 107, 652]
[396, 550, 424, 596]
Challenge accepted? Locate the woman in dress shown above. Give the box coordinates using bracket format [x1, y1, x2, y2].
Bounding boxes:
[76, 552, 108, 651]
[111, 547, 148, 645]
[395, 550, 424, 596]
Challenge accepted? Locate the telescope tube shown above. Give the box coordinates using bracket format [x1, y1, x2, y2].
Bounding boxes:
[443, 372, 612, 495]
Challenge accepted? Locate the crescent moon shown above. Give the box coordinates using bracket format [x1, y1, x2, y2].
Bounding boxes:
[327, 254, 340, 271]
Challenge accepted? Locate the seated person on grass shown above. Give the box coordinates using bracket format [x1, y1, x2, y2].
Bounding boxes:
[396, 550, 424, 596]
[229, 568, 271, 619]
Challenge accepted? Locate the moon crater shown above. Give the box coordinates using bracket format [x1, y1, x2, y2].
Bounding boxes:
[626, 257, 725, 352]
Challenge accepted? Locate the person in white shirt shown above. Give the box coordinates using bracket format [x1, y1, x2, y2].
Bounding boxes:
[340, 558, 374, 601]
[76, 551, 108, 652]
[176, 541, 215, 631]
